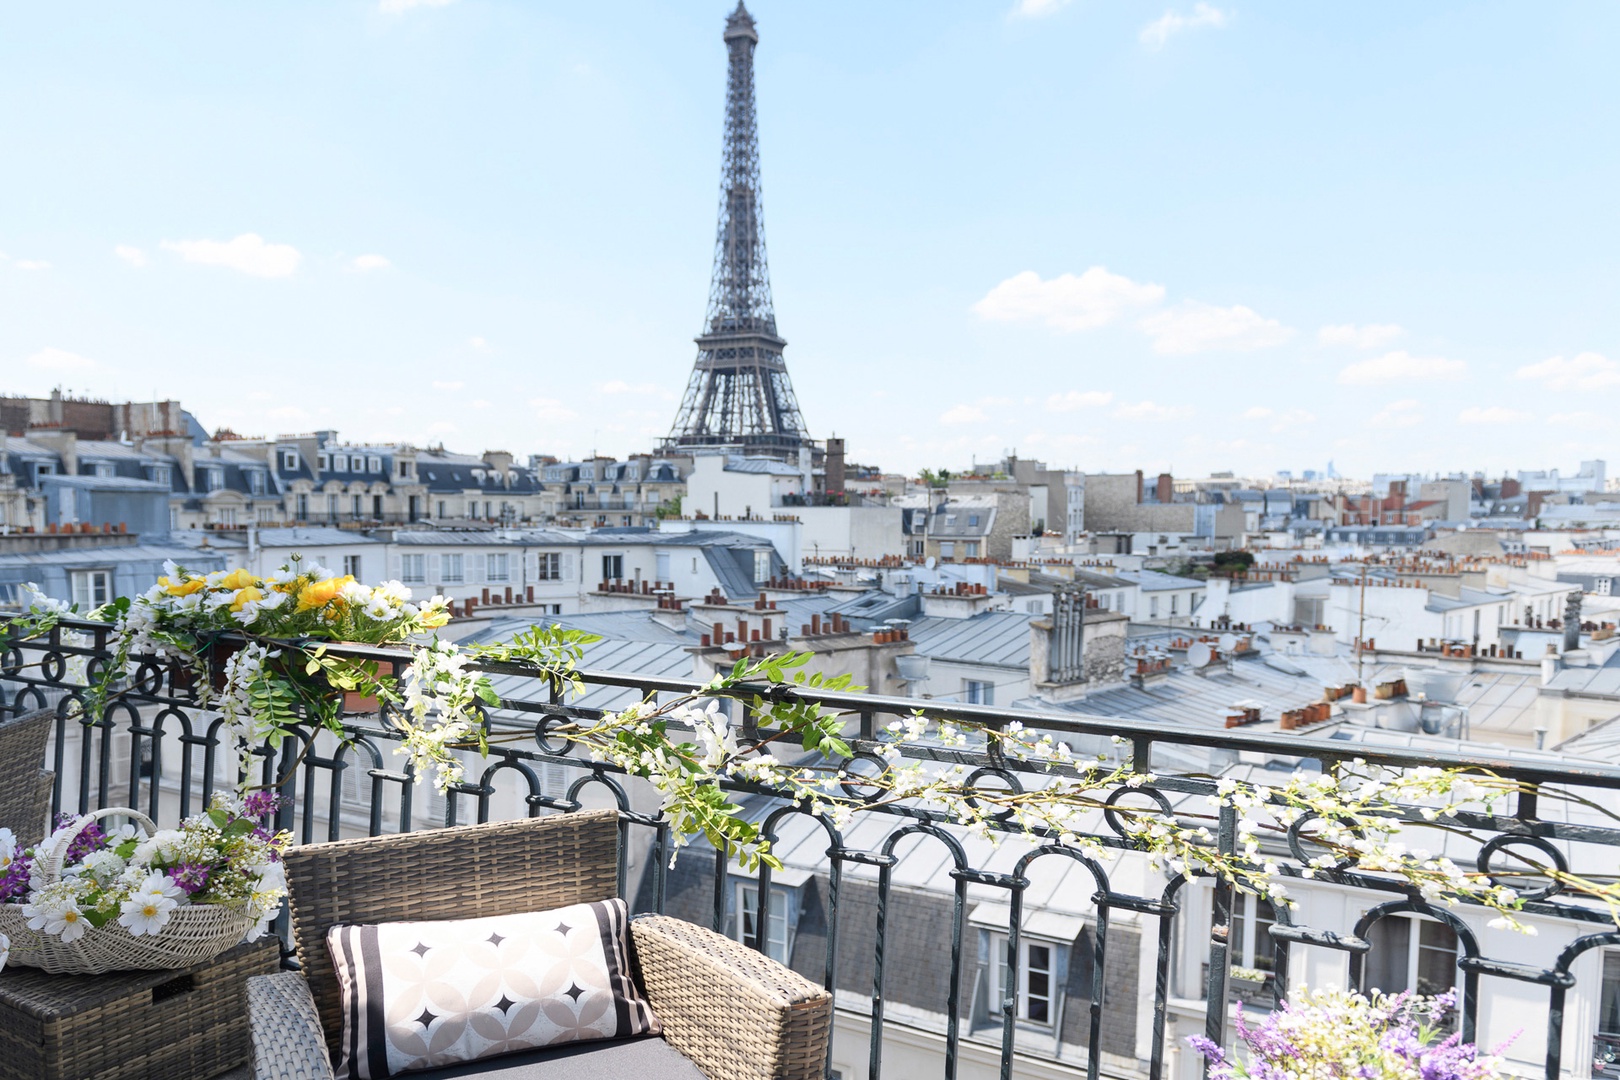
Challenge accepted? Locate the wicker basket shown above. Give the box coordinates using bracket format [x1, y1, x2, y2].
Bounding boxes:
[0, 808, 260, 975]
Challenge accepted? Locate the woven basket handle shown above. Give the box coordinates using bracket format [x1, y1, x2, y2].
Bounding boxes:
[37, 807, 158, 885]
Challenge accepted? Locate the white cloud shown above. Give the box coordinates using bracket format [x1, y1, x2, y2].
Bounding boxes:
[972, 267, 1164, 332]
[1010, 0, 1071, 17]
[468, 336, 488, 349]
[1317, 323, 1403, 349]
[470, 399, 492, 409]
[1246, 407, 1315, 433]
[1114, 400, 1193, 421]
[530, 397, 577, 422]
[1045, 390, 1113, 412]
[12, 259, 50, 271]
[379, 0, 457, 12]
[940, 404, 987, 425]
[1337, 350, 1466, 385]
[1369, 399, 1422, 429]
[350, 253, 391, 272]
[1459, 406, 1530, 425]
[1138, 302, 1292, 355]
[1140, 2, 1231, 49]
[114, 245, 148, 268]
[1515, 352, 1620, 392]
[25, 347, 97, 371]
[601, 380, 663, 396]
[1242, 406, 1272, 420]
[161, 233, 301, 278]
[431, 380, 465, 391]
[1546, 410, 1607, 430]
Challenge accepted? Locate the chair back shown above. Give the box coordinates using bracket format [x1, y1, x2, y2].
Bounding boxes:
[0, 709, 56, 842]
[282, 809, 622, 1058]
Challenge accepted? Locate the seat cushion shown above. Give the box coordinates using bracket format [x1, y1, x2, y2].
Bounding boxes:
[401, 1036, 707, 1079]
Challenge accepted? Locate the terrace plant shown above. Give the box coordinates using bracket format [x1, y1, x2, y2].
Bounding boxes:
[10, 567, 1620, 937]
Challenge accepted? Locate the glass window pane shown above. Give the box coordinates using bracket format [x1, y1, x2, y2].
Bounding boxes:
[1601, 953, 1620, 1037]
[1416, 921, 1458, 997]
[1365, 917, 1412, 994]
[1026, 944, 1051, 1023]
[1253, 897, 1276, 973]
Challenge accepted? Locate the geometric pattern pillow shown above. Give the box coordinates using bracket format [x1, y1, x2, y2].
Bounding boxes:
[327, 899, 660, 1080]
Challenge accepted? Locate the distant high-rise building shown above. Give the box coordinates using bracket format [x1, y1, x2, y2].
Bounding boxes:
[663, 2, 812, 461]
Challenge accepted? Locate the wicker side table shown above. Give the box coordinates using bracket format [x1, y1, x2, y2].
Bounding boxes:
[0, 937, 280, 1080]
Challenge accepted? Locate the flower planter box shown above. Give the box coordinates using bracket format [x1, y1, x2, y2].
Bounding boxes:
[0, 937, 279, 1080]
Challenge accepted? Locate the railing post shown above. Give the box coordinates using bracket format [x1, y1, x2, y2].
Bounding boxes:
[1203, 801, 1236, 1066]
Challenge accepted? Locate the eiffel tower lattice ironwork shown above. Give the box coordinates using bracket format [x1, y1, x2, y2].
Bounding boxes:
[663, 2, 812, 460]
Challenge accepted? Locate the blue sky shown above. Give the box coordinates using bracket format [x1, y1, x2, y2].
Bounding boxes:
[2, 1, 1616, 480]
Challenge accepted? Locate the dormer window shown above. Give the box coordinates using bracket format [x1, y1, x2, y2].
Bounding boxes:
[280, 449, 299, 471]
[398, 460, 411, 479]
[332, 453, 348, 472]
[205, 468, 224, 492]
[248, 471, 267, 495]
[318, 453, 330, 471]
[368, 455, 381, 473]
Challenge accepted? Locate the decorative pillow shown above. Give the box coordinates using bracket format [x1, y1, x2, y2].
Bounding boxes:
[327, 899, 661, 1080]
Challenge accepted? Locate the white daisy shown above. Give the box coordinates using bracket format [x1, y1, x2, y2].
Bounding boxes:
[118, 892, 177, 937]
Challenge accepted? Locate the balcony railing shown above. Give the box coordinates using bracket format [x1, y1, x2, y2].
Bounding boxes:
[4, 614, 1620, 1080]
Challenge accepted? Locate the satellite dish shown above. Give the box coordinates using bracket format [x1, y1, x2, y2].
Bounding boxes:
[1217, 634, 1238, 654]
[1188, 642, 1214, 668]
[925, 556, 937, 570]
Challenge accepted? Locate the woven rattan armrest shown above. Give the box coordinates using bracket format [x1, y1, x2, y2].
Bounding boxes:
[631, 914, 832, 1080]
[247, 972, 337, 1080]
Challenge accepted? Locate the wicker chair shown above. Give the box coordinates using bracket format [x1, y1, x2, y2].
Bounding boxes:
[248, 809, 833, 1080]
[0, 708, 56, 843]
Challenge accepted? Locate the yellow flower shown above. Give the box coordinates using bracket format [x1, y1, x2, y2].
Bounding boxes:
[296, 575, 355, 612]
[219, 568, 258, 591]
[230, 586, 264, 613]
[161, 576, 206, 597]
[418, 607, 451, 629]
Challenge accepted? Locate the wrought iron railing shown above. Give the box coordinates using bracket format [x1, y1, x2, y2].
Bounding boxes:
[5, 614, 1620, 1080]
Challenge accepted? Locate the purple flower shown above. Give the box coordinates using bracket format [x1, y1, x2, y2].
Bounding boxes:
[240, 791, 285, 819]
[168, 862, 213, 896]
[0, 855, 31, 902]
[1187, 1035, 1226, 1063]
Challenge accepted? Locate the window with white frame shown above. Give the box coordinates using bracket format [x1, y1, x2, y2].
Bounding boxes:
[964, 680, 994, 706]
[1150, 596, 1160, 619]
[256, 507, 276, 524]
[1230, 892, 1277, 977]
[343, 555, 362, 579]
[400, 554, 426, 584]
[327, 494, 339, 519]
[205, 468, 224, 492]
[71, 570, 112, 609]
[1364, 915, 1459, 1000]
[92, 462, 115, 478]
[729, 882, 796, 964]
[537, 553, 561, 581]
[440, 554, 465, 583]
[753, 550, 771, 583]
[990, 935, 1057, 1025]
[1597, 951, 1620, 1075]
[332, 453, 347, 472]
[248, 470, 266, 495]
[280, 449, 299, 471]
[965, 542, 980, 558]
[939, 542, 956, 560]
[1171, 594, 1180, 616]
[215, 508, 237, 527]
[368, 456, 381, 473]
[465, 501, 477, 519]
[602, 554, 623, 581]
[486, 553, 510, 582]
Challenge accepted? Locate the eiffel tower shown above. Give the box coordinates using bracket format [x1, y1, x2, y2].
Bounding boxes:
[663, 2, 812, 461]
